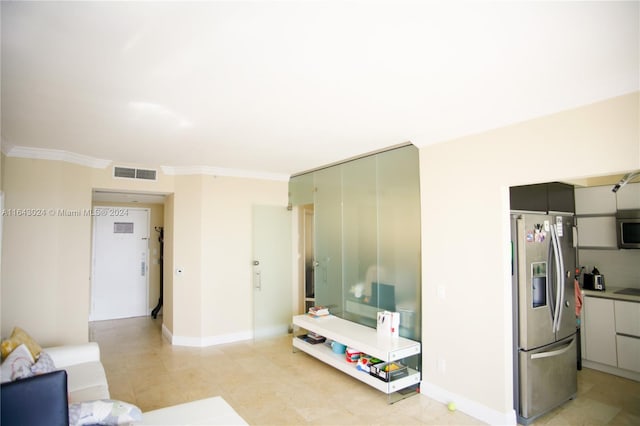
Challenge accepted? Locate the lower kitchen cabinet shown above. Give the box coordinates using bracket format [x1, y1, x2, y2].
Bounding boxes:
[583, 295, 640, 379]
[614, 300, 640, 336]
[614, 300, 640, 374]
[617, 335, 640, 373]
[583, 297, 617, 367]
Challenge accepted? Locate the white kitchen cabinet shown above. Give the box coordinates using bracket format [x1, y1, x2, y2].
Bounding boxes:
[615, 300, 640, 336]
[583, 295, 640, 377]
[583, 296, 617, 367]
[616, 335, 640, 373]
[614, 300, 640, 374]
[575, 186, 617, 215]
[576, 216, 617, 249]
[616, 182, 640, 210]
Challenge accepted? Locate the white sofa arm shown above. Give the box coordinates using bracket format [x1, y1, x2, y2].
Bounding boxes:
[44, 342, 101, 368]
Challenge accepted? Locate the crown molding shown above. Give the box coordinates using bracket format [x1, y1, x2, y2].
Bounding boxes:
[161, 165, 290, 182]
[4, 145, 112, 169]
[2, 145, 290, 181]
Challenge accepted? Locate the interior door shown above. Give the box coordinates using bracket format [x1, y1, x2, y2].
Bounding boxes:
[91, 208, 149, 321]
[252, 205, 292, 339]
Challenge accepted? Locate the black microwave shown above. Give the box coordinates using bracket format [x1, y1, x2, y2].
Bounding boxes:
[616, 210, 640, 249]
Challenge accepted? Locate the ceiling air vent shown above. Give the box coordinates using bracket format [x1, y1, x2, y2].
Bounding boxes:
[113, 166, 157, 181]
[135, 168, 157, 180]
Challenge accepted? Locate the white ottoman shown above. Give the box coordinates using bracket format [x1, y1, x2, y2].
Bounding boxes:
[138, 396, 248, 426]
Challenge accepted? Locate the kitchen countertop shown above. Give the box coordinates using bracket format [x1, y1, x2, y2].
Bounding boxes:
[582, 286, 640, 303]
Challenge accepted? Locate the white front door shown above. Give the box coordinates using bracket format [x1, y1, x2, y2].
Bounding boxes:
[91, 208, 149, 321]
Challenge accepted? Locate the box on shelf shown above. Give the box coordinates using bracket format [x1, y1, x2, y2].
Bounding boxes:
[308, 305, 330, 317]
[369, 361, 408, 382]
[345, 347, 362, 363]
[376, 311, 400, 337]
[296, 334, 326, 344]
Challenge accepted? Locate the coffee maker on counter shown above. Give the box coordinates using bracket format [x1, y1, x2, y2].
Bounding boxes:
[583, 266, 605, 291]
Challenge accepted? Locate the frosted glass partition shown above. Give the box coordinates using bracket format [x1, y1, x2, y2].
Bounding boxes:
[377, 148, 421, 340]
[342, 156, 378, 325]
[289, 172, 314, 206]
[289, 144, 421, 341]
[313, 167, 344, 316]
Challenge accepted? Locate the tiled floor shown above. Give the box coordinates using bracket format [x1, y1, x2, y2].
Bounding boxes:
[532, 366, 640, 426]
[90, 317, 639, 425]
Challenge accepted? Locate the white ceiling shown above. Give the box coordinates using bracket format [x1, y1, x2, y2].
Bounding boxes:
[1, 1, 638, 178]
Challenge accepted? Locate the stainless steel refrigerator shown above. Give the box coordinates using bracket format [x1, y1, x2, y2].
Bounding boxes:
[511, 213, 577, 425]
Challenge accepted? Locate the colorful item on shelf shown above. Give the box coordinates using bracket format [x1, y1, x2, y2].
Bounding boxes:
[345, 348, 362, 363]
[369, 361, 409, 382]
[330, 341, 346, 354]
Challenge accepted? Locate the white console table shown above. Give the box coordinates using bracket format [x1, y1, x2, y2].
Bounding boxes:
[292, 314, 421, 396]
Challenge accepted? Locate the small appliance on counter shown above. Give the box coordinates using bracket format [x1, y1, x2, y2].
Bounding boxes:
[583, 267, 605, 291]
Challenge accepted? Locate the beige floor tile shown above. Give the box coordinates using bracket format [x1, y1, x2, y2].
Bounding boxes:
[90, 317, 640, 426]
[543, 398, 620, 426]
[607, 410, 640, 426]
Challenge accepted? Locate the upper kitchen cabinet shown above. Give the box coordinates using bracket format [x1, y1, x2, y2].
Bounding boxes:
[574, 185, 617, 249]
[575, 182, 640, 214]
[575, 185, 617, 215]
[616, 182, 640, 210]
[510, 182, 575, 213]
[573, 182, 639, 249]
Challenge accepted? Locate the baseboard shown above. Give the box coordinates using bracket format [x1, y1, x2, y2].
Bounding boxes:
[162, 324, 253, 347]
[253, 325, 290, 340]
[582, 359, 640, 382]
[420, 381, 517, 426]
[161, 323, 173, 343]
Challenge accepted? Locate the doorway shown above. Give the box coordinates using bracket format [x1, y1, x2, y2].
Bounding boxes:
[301, 204, 315, 313]
[91, 207, 150, 321]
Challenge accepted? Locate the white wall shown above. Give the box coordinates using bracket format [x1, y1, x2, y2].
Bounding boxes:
[1, 158, 93, 344]
[418, 92, 639, 424]
[0, 157, 288, 348]
[200, 176, 289, 344]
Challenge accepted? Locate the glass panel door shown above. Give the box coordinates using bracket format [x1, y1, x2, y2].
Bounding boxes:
[252, 205, 292, 339]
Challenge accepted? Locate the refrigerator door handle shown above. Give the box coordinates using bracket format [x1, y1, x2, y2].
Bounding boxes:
[531, 338, 574, 360]
[547, 235, 556, 327]
[556, 224, 566, 333]
[550, 224, 562, 333]
[516, 217, 529, 345]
